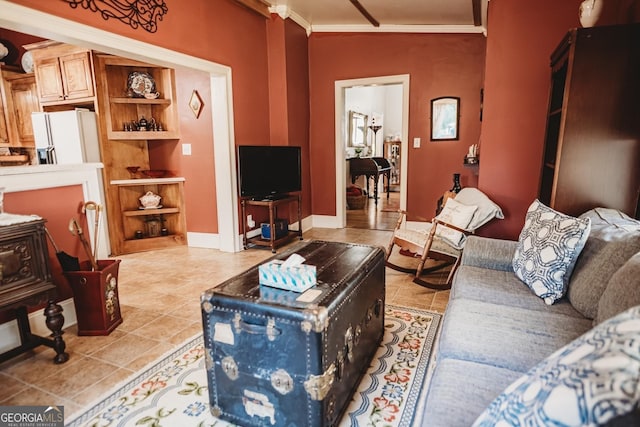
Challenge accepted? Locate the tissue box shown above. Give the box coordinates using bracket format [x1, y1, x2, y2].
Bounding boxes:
[261, 219, 288, 240]
[258, 260, 316, 292]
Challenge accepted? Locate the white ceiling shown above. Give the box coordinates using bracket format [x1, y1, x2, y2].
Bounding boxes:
[266, 0, 489, 34]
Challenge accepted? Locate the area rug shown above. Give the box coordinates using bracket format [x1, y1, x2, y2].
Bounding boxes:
[67, 305, 441, 427]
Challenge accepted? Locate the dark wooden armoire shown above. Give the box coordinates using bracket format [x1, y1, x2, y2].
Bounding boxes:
[540, 24, 640, 219]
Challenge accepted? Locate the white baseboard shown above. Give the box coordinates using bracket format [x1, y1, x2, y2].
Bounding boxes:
[311, 215, 341, 229]
[187, 232, 219, 249]
[0, 298, 77, 355]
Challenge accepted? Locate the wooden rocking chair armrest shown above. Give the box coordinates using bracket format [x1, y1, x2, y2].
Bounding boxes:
[392, 210, 432, 232]
[432, 217, 475, 234]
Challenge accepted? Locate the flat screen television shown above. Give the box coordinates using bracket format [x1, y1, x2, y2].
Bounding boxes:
[238, 145, 302, 199]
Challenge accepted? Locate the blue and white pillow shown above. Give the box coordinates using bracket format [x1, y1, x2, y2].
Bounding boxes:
[512, 200, 591, 304]
[473, 305, 640, 427]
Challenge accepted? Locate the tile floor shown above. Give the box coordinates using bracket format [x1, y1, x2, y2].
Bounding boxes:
[0, 227, 450, 421]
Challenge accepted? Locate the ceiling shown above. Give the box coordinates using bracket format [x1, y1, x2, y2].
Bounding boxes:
[266, 0, 489, 34]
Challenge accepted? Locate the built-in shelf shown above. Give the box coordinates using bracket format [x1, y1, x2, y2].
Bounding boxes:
[109, 177, 187, 254]
[110, 97, 171, 105]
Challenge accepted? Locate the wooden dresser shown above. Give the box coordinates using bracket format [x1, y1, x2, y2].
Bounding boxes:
[0, 215, 68, 364]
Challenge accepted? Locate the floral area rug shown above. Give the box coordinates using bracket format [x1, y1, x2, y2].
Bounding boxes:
[67, 305, 441, 427]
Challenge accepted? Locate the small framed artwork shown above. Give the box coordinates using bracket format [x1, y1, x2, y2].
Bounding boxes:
[189, 90, 204, 118]
[430, 96, 460, 141]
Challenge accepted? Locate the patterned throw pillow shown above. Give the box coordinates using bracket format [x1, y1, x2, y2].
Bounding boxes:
[512, 200, 591, 305]
[434, 198, 478, 249]
[473, 305, 640, 427]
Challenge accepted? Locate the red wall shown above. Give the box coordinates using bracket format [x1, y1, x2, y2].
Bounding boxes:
[149, 67, 217, 233]
[308, 33, 485, 218]
[0, 186, 87, 323]
[479, 0, 640, 239]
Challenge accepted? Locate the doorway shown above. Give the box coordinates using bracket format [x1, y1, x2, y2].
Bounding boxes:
[0, 1, 240, 253]
[334, 75, 410, 230]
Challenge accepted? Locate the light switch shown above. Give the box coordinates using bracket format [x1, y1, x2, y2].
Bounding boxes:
[413, 138, 421, 148]
[182, 143, 192, 155]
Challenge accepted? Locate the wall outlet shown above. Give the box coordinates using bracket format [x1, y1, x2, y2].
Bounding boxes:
[182, 143, 192, 155]
[247, 214, 255, 228]
[413, 137, 421, 148]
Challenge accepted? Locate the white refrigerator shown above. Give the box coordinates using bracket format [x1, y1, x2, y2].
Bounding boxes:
[32, 109, 101, 165]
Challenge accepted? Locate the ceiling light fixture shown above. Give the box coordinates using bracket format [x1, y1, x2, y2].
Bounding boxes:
[349, 0, 380, 27]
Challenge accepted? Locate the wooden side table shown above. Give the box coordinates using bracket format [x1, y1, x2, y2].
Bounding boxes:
[241, 195, 303, 253]
[0, 216, 69, 364]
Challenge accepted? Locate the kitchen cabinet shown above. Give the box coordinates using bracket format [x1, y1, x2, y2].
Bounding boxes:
[0, 65, 39, 150]
[26, 40, 95, 106]
[3, 71, 39, 147]
[539, 24, 640, 218]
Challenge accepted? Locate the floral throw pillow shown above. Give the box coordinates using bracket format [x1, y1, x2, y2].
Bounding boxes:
[512, 200, 591, 304]
[473, 305, 640, 427]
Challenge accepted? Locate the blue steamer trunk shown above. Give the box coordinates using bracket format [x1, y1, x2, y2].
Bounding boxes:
[201, 241, 385, 426]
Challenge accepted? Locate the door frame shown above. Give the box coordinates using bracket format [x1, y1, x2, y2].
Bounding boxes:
[334, 74, 410, 227]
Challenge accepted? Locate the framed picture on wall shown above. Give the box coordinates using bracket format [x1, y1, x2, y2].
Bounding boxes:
[189, 90, 204, 118]
[431, 97, 460, 141]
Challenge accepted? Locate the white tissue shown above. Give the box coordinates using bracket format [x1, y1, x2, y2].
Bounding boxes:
[281, 253, 306, 268]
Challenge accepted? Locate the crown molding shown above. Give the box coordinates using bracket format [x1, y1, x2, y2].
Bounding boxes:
[268, 6, 486, 36]
[270, 5, 312, 35]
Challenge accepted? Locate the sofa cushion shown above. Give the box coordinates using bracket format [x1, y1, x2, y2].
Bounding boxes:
[420, 358, 522, 427]
[568, 208, 640, 320]
[512, 200, 591, 305]
[596, 252, 640, 324]
[472, 305, 640, 427]
[451, 265, 587, 318]
[459, 236, 518, 272]
[437, 299, 593, 373]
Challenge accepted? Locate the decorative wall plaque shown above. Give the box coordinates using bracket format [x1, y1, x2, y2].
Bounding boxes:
[63, 0, 168, 33]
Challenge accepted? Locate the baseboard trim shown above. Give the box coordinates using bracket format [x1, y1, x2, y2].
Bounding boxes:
[186, 232, 219, 249]
[311, 215, 341, 229]
[0, 298, 77, 355]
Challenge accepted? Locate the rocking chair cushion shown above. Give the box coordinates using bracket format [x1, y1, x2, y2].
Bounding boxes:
[435, 198, 478, 249]
[394, 226, 461, 258]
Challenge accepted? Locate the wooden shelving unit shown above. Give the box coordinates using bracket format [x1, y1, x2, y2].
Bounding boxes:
[95, 54, 179, 140]
[539, 24, 640, 218]
[94, 53, 183, 255]
[110, 178, 187, 254]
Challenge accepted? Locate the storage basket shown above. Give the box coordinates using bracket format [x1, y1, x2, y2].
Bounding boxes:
[347, 194, 366, 209]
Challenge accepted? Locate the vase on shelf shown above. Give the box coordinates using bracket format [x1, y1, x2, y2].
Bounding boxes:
[450, 173, 462, 193]
[579, 0, 603, 28]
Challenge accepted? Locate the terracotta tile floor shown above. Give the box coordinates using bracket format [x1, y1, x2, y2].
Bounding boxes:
[0, 227, 450, 421]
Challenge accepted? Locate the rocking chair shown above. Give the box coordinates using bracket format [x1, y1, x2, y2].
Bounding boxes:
[385, 187, 503, 289]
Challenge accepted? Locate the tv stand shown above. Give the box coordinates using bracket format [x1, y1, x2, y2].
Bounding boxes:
[253, 194, 288, 202]
[241, 195, 303, 253]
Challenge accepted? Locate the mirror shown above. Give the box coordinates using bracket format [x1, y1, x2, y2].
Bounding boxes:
[348, 110, 368, 147]
[430, 97, 460, 141]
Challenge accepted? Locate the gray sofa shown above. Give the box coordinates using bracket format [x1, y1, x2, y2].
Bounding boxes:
[421, 208, 640, 426]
